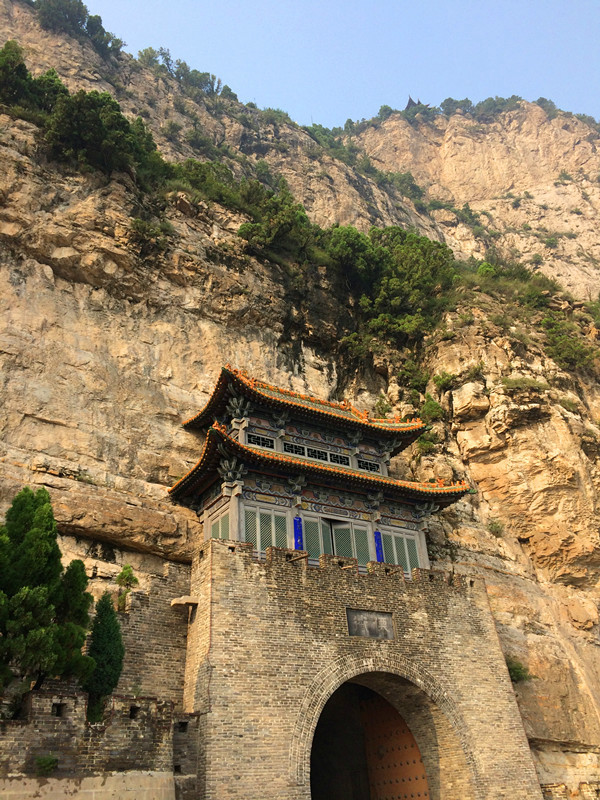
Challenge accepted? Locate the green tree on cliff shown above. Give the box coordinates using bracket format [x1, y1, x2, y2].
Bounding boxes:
[0, 487, 94, 694]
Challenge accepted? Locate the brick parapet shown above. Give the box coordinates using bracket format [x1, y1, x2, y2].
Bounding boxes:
[0, 691, 174, 778]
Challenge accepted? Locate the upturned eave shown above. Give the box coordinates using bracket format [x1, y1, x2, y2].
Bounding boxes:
[169, 423, 470, 508]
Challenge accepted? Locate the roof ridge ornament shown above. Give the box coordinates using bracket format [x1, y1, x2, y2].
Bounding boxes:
[217, 451, 248, 483]
[226, 392, 253, 420]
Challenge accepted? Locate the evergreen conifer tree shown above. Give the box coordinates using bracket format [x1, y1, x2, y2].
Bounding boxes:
[83, 592, 124, 720]
[0, 487, 93, 692]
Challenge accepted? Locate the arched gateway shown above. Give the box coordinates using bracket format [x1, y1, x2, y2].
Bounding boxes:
[311, 683, 434, 800]
[291, 656, 479, 800]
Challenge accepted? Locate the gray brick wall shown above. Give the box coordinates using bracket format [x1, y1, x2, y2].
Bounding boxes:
[183, 540, 543, 800]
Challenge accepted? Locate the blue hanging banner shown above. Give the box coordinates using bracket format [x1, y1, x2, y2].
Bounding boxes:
[293, 516, 303, 550]
[374, 530, 384, 562]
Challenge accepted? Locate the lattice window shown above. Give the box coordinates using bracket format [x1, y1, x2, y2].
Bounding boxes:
[210, 511, 230, 541]
[329, 452, 350, 466]
[284, 442, 306, 456]
[304, 518, 321, 558]
[381, 528, 421, 574]
[357, 458, 381, 473]
[332, 524, 353, 558]
[304, 517, 372, 565]
[282, 440, 352, 468]
[306, 446, 328, 462]
[247, 433, 275, 449]
[244, 507, 288, 551]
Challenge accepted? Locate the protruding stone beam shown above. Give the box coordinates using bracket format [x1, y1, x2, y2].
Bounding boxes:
[170, 595, 199, 607]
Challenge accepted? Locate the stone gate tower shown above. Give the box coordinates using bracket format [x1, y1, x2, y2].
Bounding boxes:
[169, 366, 543, 800]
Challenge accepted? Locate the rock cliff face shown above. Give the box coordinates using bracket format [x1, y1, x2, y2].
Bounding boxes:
[356, 107, 600, 299]
[1, 1, 600, 794]
[5, 0, 600, 302]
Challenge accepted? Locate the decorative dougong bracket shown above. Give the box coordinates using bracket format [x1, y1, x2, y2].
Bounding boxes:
[414, 501, 441, 518]
[217, 450, 248, 483]
[273, 408, 290, 430]
[367, 490, 384, 520]
[288, 474, 307, 506]
[348, 430, 362, 448]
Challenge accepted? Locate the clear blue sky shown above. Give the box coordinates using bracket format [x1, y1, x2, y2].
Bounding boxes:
[88, 0, 599, 128]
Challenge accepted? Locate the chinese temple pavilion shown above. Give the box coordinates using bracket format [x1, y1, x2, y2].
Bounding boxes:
[170, 365, 470, 573]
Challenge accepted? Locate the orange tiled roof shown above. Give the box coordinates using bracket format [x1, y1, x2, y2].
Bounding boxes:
[169, 422, 470, 506]
[183, 366, 426, 440]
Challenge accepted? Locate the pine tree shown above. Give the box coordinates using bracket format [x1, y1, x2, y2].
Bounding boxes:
[83, 592, 124, 720]
[53, 560, 94, 681]
[0, 487, 93, 692]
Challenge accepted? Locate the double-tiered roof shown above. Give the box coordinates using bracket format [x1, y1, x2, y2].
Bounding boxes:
[169, 422, 470, 506]
[170, 366, 471, 508]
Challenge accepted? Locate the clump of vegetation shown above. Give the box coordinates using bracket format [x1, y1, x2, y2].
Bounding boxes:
[487, 519, 504, 537]
[541, 315, 596, 372]
[501, 377, 549, 392]
[432, 371, 456, 393]
[416, 430, 439, 455]
[35, 0, 123, 58]
[373, 394, 392, 418]
[115, 564, 139, 612]
[397, 360, 429, 393]
[440, 94, 524, 122]
[558, 397, 579, 414]
[129, 218, 172, 256]
[505, 656, 533, 683]
[420, 394, 444, 423]
[464, 361, 486, 382]
[34, 755, 59, 776]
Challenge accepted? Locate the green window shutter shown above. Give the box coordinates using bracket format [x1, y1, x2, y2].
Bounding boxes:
[244, 509, 257, 548]
[406, 537, 420, 571]
[220, 512, 230, 541]
[259, 512, 273, 550]
[321, 520, 333, 554]
[333, 525, 353, 558]
[274, 514, 288, 548]
[395, 536, 410, 572]
[211, 519, 219, 539]
[353, 526, 370, 566]
[382, 533, 394, 564]
[305, 519, 321, 558]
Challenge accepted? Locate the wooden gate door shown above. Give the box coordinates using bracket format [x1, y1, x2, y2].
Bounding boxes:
[360, 692, 430, 800]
